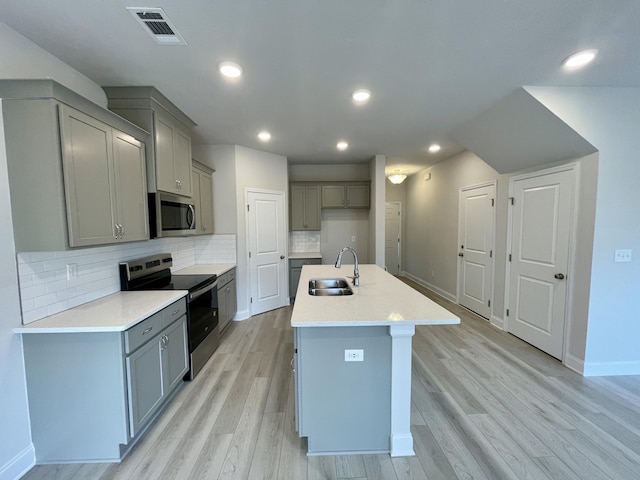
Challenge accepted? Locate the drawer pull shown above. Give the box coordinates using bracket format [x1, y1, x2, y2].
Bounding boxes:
[142, 326, 153, 335]
[172, 309, 180, 316]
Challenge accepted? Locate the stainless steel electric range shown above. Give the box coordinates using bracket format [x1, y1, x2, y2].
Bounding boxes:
[119, 253, 219, 380]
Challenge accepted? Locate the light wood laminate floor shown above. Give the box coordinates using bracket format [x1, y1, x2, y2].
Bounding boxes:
[22, 278, 640, 479]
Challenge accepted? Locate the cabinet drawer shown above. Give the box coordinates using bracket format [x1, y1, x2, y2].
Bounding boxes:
[218, 268, 236, 286]
[162, 298, 187, 328]
[290, 258, 322, 269]
[124, 312, 164, 354]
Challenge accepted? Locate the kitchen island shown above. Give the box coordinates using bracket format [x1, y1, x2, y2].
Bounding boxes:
[291, 264, 460, 457]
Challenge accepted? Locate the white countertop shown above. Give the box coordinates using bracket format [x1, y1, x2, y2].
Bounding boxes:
[289, 252, 322, 260]
[14, 290, 188, 334]
[291, 264, 460, 327]
[173, 263, 235, 276]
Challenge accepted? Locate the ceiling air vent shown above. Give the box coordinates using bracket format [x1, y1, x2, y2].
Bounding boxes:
[127, 7, 187, 45]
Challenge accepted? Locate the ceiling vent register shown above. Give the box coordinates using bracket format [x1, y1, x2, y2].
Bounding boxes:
[127, 7, 187, 45]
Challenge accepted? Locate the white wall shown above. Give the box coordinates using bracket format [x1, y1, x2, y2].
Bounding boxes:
[320, 209, 370, 264]
[527, 87, 640, 375]
[0, 21, 108, 480]
[234, 146, 289, 318]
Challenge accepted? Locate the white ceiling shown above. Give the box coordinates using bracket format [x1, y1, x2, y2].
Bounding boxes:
[1, 1, 639, 176]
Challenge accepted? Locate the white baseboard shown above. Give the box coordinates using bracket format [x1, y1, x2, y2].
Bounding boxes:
[564, 353, 584, 375]
[402, 272, 457, 303]
[582, 360, 640, 376]
[233, 308, 251, 321]
[490, 315, 505, 330]
[0, 444, 35, 480]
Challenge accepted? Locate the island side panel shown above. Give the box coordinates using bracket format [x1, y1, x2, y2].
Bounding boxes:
[22, 332, 129, 462]
[297, 326, 391, 454]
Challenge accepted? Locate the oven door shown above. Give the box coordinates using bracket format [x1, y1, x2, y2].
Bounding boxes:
[188, 281, 218, 351]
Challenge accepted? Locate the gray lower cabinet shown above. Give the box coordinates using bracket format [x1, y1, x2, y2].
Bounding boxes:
[289, 257, 322, 301]
[21, 298, 188, 463]
[1, 79, 150, 251]
[217, 268, 237, 332]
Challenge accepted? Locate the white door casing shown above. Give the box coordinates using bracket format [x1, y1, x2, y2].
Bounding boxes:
[385, 202, 401, 275]
[246, 189, 288, 316]
[457, 183, 496, 319]
[506, 165, 576, 360]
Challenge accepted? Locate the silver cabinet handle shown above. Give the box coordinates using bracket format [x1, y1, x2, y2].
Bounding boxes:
[120, 225, 124, 238]
[142, 326, 153, 335]
[114, 224, 119, 239]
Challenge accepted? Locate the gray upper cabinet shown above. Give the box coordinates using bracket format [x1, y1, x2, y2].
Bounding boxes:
[0, 80, 150, 251]
[290, 184, 321, 230]
[59, 105, 148, 247]
[192, 161, 214, 235]
[321, 183, 370, 209]
[104, 86, 196, 198]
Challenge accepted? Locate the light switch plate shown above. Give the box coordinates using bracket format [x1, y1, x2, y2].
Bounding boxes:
[614, 249, 632, 263]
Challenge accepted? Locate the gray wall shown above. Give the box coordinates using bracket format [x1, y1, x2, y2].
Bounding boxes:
[0, 21, 108, 479]
[527, 87, 640, 374]
[369, 155, 386, 267]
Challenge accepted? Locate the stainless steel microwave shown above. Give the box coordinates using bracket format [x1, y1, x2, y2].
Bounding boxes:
[148, 192, 196, 237]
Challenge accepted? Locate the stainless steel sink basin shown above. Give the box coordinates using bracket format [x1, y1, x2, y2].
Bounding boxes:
[309, 278, 350, 289]
[308, 278, 353, 296]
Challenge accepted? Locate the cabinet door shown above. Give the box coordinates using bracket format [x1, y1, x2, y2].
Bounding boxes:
[346, 184, 370, 208]
[59, 105, 118, 247]
[154, 109, 177, 194]
[199, 170, 214, 234]
[290, 185, 306, 230]
[321, 185, 345, 208]
[227, 278, 237, 321]
[126, 336, 164, 437]
[163, 318, 189, 392]
[173, 128, 193, 197]
[112, 131, 149, 242]
[304, 186, 321, 230]
[290, 266, 302, 300]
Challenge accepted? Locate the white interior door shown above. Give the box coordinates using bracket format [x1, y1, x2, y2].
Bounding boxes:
[508, 167, 575, 359]
[247, 190, 287, 316]
[458, 184, 495, 319]
[385, 202, 401, 275]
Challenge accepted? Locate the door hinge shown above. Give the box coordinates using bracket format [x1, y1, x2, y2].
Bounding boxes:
[491, 198, 495, 207]
[247, 204, 250, 211]
[249, 251, 252, 258]
[506, 308, 509, 317]
[490, 250, 493, 258]
[508, 254, 512, 262]
[488, 299, 491, 307]
[508, 197, 515, 205]
[250, 297, 253, 303]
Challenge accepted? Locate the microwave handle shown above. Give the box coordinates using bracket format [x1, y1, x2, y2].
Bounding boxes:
[187, 204, 195, 229]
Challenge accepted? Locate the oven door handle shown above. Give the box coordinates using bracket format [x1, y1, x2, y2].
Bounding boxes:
[190, 280, 218, 301]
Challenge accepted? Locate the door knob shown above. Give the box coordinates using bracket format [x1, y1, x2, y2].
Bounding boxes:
[554, 273, 565, 280]
[280, 255, 285, 259]
[458, 253, 464, 257]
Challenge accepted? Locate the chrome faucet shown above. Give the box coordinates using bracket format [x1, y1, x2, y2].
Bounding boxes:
[335, 247, 359, 286]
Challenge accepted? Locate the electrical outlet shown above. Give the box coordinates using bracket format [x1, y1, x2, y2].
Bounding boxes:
[344, 349, 364, 362]
[614, 249, 632, 262]
[66, 263, 78, 280]
[431, 271, 435, 278]
[351, 235, 356, 242]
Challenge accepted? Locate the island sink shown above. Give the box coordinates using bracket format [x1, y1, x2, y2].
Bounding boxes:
[308, 278, 353, 296]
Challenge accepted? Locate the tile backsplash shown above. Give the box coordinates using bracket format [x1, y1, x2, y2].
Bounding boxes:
[17, 234, 236, 324]
[289, 231, 320, 253]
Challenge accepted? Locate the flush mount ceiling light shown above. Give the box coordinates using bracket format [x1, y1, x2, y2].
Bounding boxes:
[337, 141, 349, 151]
[352, 89, 371, 103]
[219, 61, 243, 78]
[258, 131, 271, 141]
[563, 49, 598, 69]
[428, 143, 441, 153]
[388, 170, 407, 184]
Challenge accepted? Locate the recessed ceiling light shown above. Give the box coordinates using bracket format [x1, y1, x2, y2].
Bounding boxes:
[563, 49, 598, 69]
[337, 141, 348, 151]
[219, 61, 243, 78]
[352, 89, 371, 103]
[428, 144, 441, 153]
[258, 131, 271, 141]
